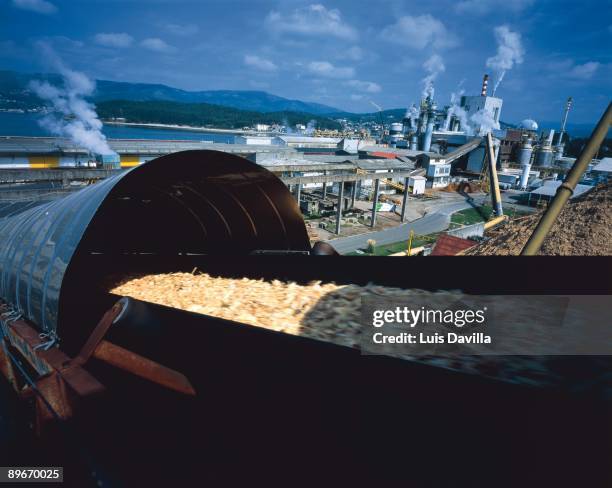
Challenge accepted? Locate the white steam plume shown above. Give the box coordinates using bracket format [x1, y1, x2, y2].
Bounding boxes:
[421, 54, 445, 99]
[304, 119, 317, 136]
[470, 108, 499, 136]
[443, 85, 465, 131]
[405, 103, 419, 130]
[28, 43, 115, 156]
[486, 25, 524, 95]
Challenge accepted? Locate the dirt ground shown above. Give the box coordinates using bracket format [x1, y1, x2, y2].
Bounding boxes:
[466, 184, 612, 255]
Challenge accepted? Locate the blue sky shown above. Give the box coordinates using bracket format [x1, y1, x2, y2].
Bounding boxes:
[1, 0, 610, 123]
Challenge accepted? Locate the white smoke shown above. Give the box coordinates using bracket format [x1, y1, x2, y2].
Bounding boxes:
[443, 87, 465, 130]
[486, 25, 524, 95]
[421, 54, 445, 99]
[405, 104, 419, 130]
[470, 108, 500, 136]
[304, 119, 317, 136]
[29, 43, 115, 156]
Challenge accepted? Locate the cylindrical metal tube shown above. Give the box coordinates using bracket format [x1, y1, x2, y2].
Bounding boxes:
[486, 133, 504, 216]
[521, 102, 612, 255]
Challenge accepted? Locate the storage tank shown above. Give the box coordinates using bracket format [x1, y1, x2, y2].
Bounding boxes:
[390, 122, 403, 134]
[536, 145, 554, 167]
[410, 134, 418, 151]
[389, 122, 403, 146]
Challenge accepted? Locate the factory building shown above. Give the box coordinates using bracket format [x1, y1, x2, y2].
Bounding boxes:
[460, 94, 503, 136]
[419, 154, 451, 188]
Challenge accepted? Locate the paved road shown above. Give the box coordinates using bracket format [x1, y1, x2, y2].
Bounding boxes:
[326, 200, 473, 254]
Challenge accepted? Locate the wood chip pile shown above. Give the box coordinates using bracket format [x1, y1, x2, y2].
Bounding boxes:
[110, 273, 439, 348]
[108, 273, 609, 389]
[466, 183, 612, 255]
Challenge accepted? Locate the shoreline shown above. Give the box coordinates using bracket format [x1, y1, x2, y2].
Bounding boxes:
[103, 121, 282, 137]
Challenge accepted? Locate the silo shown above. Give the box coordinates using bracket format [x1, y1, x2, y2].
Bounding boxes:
[518, 139, 533, 188]
[422, 120, 434, 152]
[389, 122, 404, 145]
[536, 145, 554, 167]
[518, 139, 533, 166]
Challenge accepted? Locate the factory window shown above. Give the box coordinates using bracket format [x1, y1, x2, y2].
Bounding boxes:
[494, 107, 500, 122]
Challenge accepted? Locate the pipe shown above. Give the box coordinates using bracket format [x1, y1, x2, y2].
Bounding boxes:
[521, 102, 612, 255]
[486, 133, 503, 216]
[483, 215, 507, 230]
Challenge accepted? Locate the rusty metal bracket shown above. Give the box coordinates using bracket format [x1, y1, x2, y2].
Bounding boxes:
[71, 299, 196, 396]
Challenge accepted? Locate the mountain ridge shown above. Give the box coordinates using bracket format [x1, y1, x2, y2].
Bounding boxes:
[0, 70, 342, 115]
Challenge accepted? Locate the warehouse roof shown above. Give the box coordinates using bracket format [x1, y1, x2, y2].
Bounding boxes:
[592, 157, 612, 173]
[529, 180, 593, 198]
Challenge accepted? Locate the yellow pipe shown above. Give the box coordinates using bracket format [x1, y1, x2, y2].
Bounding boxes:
[120, 155, 141, 168]
[485, 133, 503, 216]
[389, 246, 424, 256]
[483, 215, 508, 230]
[29, 156, 59, 168]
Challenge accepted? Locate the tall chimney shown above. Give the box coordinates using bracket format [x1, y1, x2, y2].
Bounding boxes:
[557, 96, 573, 148]
[481, 74, 489, 97]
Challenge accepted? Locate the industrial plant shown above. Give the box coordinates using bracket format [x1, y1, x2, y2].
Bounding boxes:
[1, 72, 609, 257]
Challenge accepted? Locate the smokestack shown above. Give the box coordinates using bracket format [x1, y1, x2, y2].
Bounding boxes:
[557, 96, 573, 148]
[481, 74, 489, 97]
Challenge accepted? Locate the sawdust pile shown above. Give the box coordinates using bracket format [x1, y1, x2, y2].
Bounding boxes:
[466, 184, 612, 255]
[110, 273, 433, 348]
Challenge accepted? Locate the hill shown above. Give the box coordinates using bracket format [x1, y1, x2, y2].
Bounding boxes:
[0, 70, 341, 114]
[96, 100, 342, 131]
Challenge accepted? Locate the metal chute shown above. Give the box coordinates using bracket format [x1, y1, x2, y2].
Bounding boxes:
[0, 150, 311, 337]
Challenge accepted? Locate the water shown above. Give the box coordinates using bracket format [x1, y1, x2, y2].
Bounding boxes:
[0, 112, 236, 143]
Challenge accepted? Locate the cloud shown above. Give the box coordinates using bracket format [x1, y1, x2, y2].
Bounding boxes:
[265, 4, 357, 41]
[140, 38, 174, 53]
[548, 59, 601, 80]
[345, 79, 381, 93]
[307, 61, 354, 79]
[455, 0, 535, 14]
[244, 54, 278, 72]
[94, 33, 134, 48]
[346, 46, 363, 61]
[12, 0, 56, 14]
[380, 15, 458, 50]
[163, 23, 199, 36]
[350, 94, 364, 101]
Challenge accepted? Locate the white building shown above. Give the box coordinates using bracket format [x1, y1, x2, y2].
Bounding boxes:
[233, 136, 285, 146]
[254, 124, 270, 132]
[460, 95, 503, 136]
[419, 154, 451, 188]
[408, 175, 426, 195]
